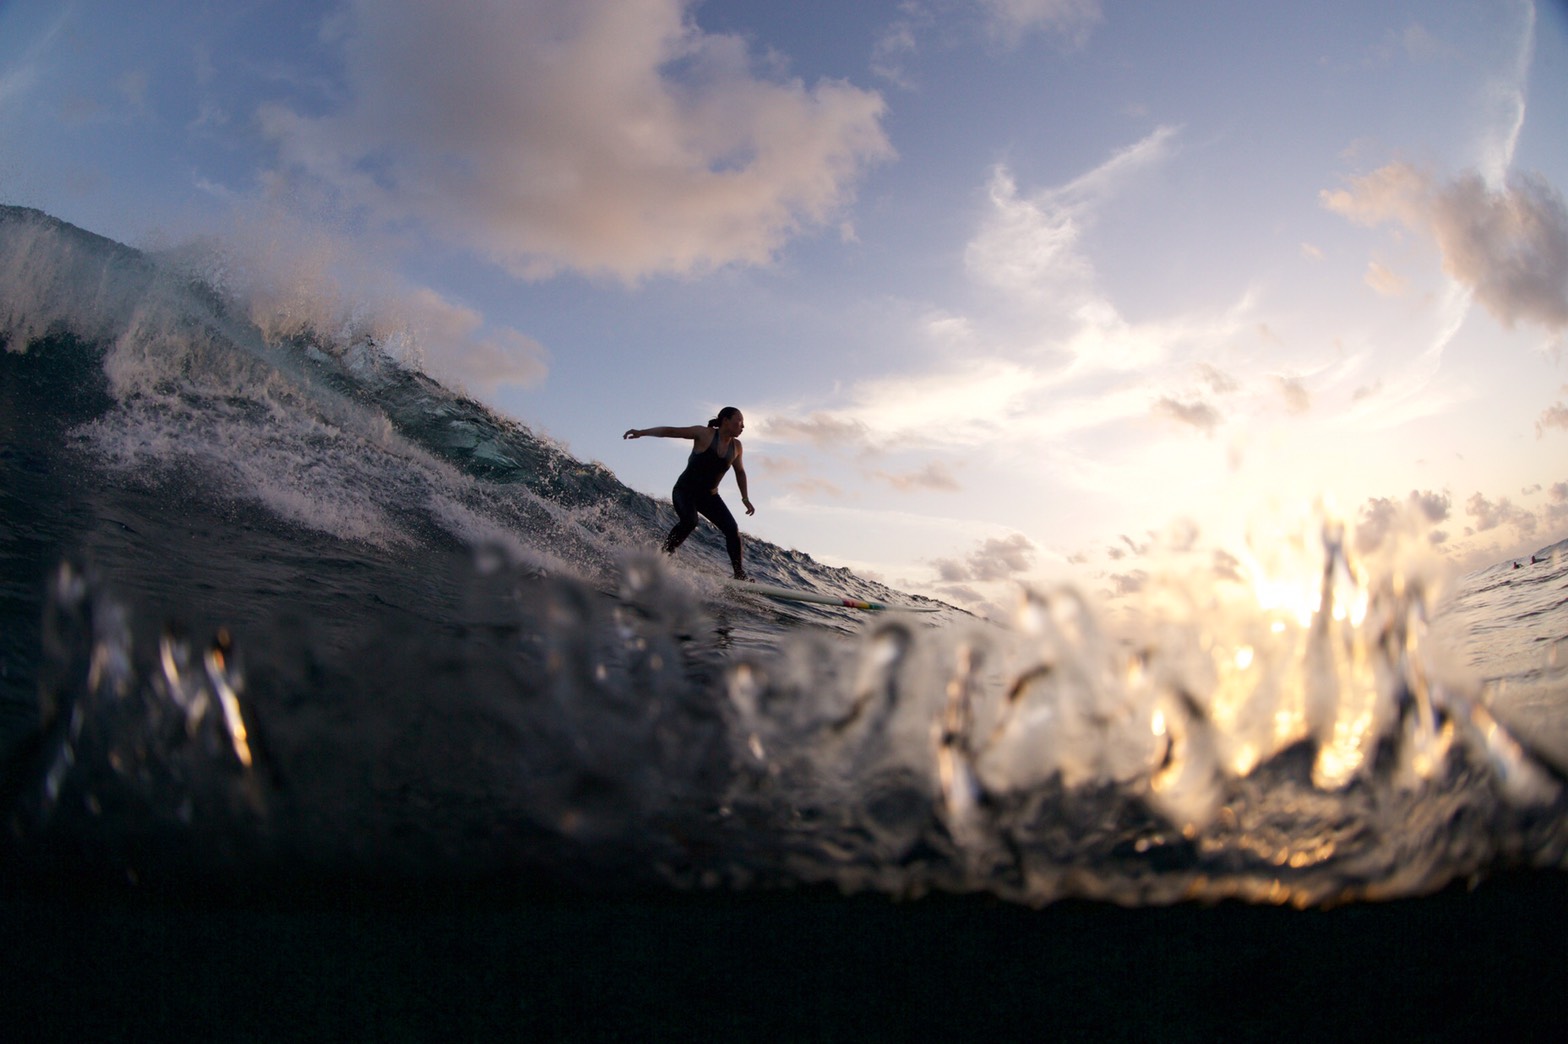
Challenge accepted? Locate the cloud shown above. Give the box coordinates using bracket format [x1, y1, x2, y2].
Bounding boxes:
[400, 288, 549, 394]
[0, 8, 69, 111]
[1323, 162, 1568, 331]
[1550, 482, 1568, 527]
[966, 125, 1180, 307]
[1212, 549, 1245, 583]
[935, 583, 986, 606]
[1538, 392, 1568, 437]
[1355, 489, 1451, 553]
[258, 0, 893, 282]
[1108, 570, 1147, 596]
[1153, 396, 1221, 434]
[1277, 375, 1311, 415]
[1465, 491, 1537, 537]
[1399, 22, 1458, 64]
[1322, 162, 1434, 228]
[980, 0, 1103, 47]
[1409, 489, 1453, 523]
[931, 532, 1037, 582]
[115, 70, 150, 114]
[871, 14, 922, 89]
[1364, 260, 1407, 297]
[1197, 363, 1238, 395]
[753, 456, 845, 498]
[966, 167, 1095, 305]
[760, 412, 873, 449]
[870, 461, 962, 492]
[187, 206, 550, 393]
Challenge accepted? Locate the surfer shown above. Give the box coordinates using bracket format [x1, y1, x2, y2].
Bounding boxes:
[624, 406, 754, 580]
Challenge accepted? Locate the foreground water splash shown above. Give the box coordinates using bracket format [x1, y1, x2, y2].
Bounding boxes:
[7, 528, 1565, 909]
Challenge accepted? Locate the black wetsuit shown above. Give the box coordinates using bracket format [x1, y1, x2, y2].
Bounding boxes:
[663, 430, 745, 577]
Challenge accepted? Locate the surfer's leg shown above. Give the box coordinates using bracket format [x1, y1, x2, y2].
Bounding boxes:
[698, 493, 746, 579]
[663, 487, 699, 554]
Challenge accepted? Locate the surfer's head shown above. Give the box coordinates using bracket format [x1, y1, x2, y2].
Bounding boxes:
[710, 406, 744, 435]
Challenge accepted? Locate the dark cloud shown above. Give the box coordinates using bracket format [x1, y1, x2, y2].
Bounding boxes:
[1153, 396, 1221, 434]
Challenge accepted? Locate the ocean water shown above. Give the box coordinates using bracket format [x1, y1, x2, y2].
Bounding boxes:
[2, 205, 1565, 1036]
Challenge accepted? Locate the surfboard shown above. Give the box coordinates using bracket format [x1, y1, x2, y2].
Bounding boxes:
[729, 579, 940, 613]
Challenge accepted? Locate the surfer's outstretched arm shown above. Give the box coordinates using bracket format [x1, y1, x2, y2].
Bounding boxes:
[624, 425, 709, 440]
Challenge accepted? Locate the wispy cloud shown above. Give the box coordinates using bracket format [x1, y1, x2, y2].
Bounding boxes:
[1277, 375, 1311, 415]
[870, 460, 962, 492]
[966, 125, 1180, 309]
[0, 5, 71, 111]
[759, 412, 873, 449]
[258, 0, 893, 283]
[1153, 396, 1221, 435]
[1364, 260, 1407, 297]
[870, 10, 924, 89]
[979, 0, 1103, 48]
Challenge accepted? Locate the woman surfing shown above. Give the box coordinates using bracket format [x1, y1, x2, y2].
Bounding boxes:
[624, 406, 754, 580]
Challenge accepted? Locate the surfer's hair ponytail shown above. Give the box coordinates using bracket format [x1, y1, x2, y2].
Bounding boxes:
[709, 405, 741, 428]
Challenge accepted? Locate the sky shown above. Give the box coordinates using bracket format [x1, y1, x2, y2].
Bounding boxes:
[2, 0, 1567, 615]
